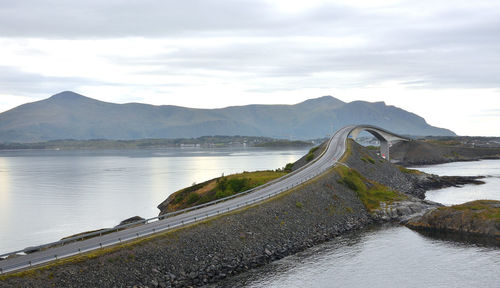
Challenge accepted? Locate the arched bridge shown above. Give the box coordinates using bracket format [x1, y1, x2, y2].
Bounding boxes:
[347, 125, 410, 160]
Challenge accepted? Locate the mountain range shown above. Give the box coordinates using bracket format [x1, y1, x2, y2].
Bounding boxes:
[0, 91, 455, 142]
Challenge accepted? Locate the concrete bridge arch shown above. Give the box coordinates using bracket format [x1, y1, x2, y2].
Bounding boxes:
[348, 125, 409, 161]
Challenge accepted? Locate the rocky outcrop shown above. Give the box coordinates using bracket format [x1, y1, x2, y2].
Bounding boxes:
[391, 140, 500, 165]
[414, 175, 485, 191]
[371, 199, 442, 222]
[406, 200, 500, 244]
[118, 216, 146, 226]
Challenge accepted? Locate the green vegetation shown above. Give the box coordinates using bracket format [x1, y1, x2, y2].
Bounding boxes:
[448, 200, 500, 220]
[305, 146, 320, 162]
[335, 166, 407, 212]
[305, 153, 314, 162]
[397, 165, 424, 175]
[407, 200, 500, 239]
[283, 163, 294, 173]
[338, 139, 353, 162]
[254, 140, 312, 148]
[295, 201, 303, 208]
[361, 156, 375, 164]
[186, 192, 201, 205]
[0, 136, 313, 150]
[166, 170, 287, 211]
[425, 139, 462, 146]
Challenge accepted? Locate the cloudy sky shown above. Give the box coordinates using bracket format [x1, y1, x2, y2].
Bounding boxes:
[0, 0, 499, 136]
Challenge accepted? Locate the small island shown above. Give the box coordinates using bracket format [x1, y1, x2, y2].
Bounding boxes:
[406, 200, 500, 244]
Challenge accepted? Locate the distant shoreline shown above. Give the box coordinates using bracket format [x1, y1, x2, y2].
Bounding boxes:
[0, 136, 317, 151]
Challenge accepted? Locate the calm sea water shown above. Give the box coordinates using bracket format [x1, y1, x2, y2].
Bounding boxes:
[215, 159, 500, 288]
[0, 147, 308, 254]
[214, 225, 500, 288]
[412, 160, 500, 205]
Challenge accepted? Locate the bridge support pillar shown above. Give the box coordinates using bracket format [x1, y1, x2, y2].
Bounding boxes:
[380, 140, 390, 160]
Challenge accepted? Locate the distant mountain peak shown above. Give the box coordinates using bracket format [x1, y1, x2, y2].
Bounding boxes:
[297, 95, 344, 106]
[49, 91, 89, 101]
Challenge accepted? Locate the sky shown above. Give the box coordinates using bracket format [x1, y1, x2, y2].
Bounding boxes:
[0, 0, 499, 136]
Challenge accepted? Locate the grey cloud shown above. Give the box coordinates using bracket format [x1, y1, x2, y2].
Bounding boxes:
[475, 109, 500, 117]
[107, 25, 500, 92]
[1, 0, 500, 92]
[0, 66, 106, 95]
[0, 0, 286, 38]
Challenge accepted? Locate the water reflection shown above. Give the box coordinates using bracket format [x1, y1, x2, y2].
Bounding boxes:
[414, 229, 500, 248]
[0, 157, 11, 235]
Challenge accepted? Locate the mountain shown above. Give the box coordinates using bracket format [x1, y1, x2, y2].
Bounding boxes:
[0, 91, 455, 142]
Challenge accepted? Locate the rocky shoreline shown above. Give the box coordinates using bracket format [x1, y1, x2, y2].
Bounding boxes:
[411, 175, 485, 198]
[406, 200, 500, 245]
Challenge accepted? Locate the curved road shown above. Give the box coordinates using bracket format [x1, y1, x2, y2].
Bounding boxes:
[0, 125, 400, 274]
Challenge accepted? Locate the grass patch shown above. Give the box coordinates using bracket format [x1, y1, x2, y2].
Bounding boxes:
[295, 201, 303, 208]
[337, 140, 353, 163]
[283, 163, 294, 173]
[310, 146, 319, 154]
[335, 165, 407, 212]
[186, 192, 201, 205]
[305, 153, 314, 162]
[305, 146, 320, 162]
[165, 170, 287, 211]
[361, 156, 375, 164]
[425, 139, 461, 146]
[449, 200, 500, 220]
[397, 165, 424, 175]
